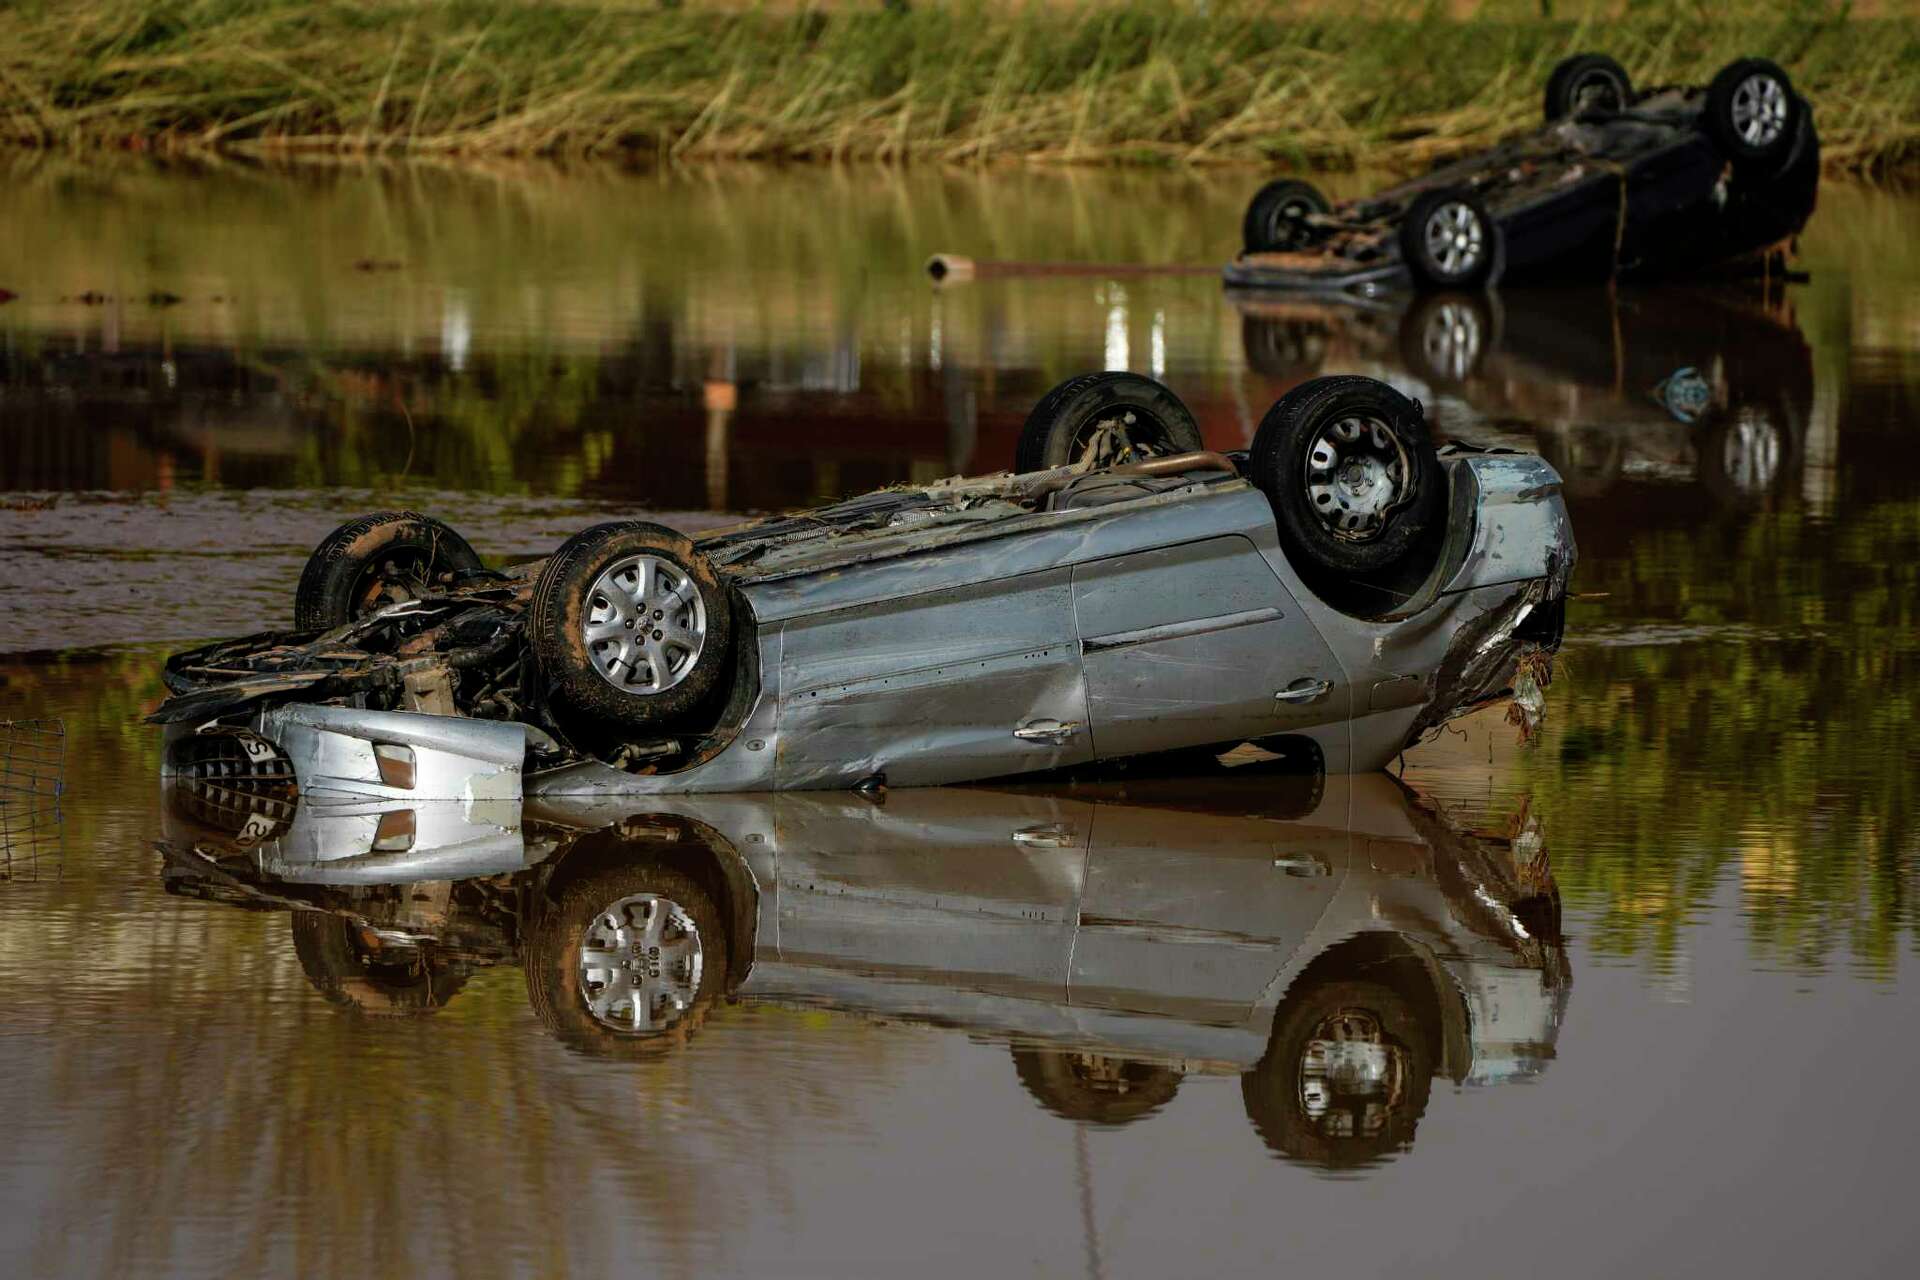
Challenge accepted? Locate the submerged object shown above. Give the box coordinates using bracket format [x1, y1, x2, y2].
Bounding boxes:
[1226, 55, 1819, 294]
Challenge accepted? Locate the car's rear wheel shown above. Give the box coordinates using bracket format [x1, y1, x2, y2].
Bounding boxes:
[1014, 372, 1204, 473]
[528, 522, 734, 732]
[524, 859, 725, 1059]
[293, 511, 485, 631]
[1400, 188, 1499, 290]
[1706, 58, 1800, 166]
[1248, 376, 1445, 582]
[1242, 178, 1331, 254]
[1544, 52, 1633, 120]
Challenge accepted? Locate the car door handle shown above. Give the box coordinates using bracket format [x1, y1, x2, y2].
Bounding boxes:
[1013, 823, 1076, 849]
[1275, 678, 1332, 704]
[1014, 719, 1082, 744]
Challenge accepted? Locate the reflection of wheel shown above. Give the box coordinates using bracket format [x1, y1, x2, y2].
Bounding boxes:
[1242, 979, 1432, 1168]
[1240, 314, 1330, 381]
[1706, 58, 1800, 166]
[1249, 376, 1445, 583]
[529, 522, 734, 732]
[1537, 425, 1624, 498]
[294, 511, 485, 630]
[1401, 188, 1499, 290]
[1543, 53, 1632, 120]
[1242, 178, 1331, 254]
[291, 913, 468, 1015]
[1700, 402, 1795, 507]
[1014, 372, 1204, 473]
[1399, 292, 1498, 386]
[1012, 1048, 1181, 1126]
[525, 859, 725, 1059]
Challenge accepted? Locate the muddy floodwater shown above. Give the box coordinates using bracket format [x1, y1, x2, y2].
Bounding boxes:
[2, 155, 1918, 1278]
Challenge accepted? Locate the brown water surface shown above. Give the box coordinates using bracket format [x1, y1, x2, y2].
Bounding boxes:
[1, 156, 1918, 1278]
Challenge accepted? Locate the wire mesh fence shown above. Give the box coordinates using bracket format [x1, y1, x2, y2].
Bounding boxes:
[1, 718, 65, 881]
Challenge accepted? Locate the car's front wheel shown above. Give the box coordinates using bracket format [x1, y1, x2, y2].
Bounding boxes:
[1248, 376, 1446, 586]
[1400, 188, 1499, 291]
[1014, 372, 1204, 473]
[529, 522, 734, 733]
[293, 511, 485, 631]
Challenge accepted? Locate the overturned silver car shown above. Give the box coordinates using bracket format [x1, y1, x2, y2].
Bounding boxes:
[153, 373, 1573, 798]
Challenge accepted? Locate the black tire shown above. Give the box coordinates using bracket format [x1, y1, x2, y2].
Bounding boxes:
[1241, 979, 1433, 1169]
[528, 522, 734, 732]
[1398, 291, 1500, 387]
[523, 858, 725, 1059]
[1242, 178, 1331, 254]
[292, 511, 485, 630]
[290, 913, 468, 1015]
[1543, 52, 1633, 120]
[1400, 188, 1499, 290]
[1012, 1048, 1181, 1126]
[1705, 58, 1801, 166]
[1248, 375, 1445, 581]
[1013, 372, 1204, 473]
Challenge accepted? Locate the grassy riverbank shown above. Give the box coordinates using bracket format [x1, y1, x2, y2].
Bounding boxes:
[1, 1, 1916, 172]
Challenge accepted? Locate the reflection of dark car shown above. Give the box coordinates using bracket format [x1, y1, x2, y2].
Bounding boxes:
[1227, 55, 1818, 294]
[152, 373, 1573, 797]
[160, 766, 1569, 1169]
[1234, 282, 1816, 510]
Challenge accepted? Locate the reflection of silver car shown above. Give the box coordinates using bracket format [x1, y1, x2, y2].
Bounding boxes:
[161, 768, 1569, 1168]
[154, 374, 1572, 798]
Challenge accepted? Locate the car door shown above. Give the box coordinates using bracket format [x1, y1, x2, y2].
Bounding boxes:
[777, 567, 1094, 787]
[1068, 801, 1352, 1023]
[1070, 534, 1348, 760]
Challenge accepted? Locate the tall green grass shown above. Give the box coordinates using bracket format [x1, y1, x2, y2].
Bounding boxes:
[0, 1, 1915, 171]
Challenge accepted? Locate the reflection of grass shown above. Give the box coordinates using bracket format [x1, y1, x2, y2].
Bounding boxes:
[2, 1, 1915, 171]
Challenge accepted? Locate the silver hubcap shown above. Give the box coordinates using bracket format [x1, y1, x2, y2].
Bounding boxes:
[1305, 414, 1411, 540]
[1420, 301, 1482, 380]
[1721, 407, 1782, 494]
[1299, 1010, 1406, 1133]
[1731, 73, 1788, 148]
[584, 554, 707, 694]
[1424, 201, 1483, 278]
[578, 893, 704, 1033]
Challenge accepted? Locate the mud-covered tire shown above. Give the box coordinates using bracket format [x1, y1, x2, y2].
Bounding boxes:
[1012, 1048, 1182, 1126]
[1543, 52, 1632, 120]
[1242, 178, 1332, 254]
[528, 522, 734, 732]
[1241, 979, 1433, 1168]
[293, 511, 485, 630]
[1014, 372, 1204, 473]
[1400, 188, 1499, 290]
[290, 913, 468, 1015]
[1705, 58, 1801, 166]
[524, 858, 725, 1060]
[1248, 376, 1445, 581]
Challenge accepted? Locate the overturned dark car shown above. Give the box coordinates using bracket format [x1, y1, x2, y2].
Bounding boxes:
[1227, 55, 1818, 294]
[152, 373, 1572, 800]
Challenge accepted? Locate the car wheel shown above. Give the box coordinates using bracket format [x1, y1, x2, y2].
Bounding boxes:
[523, 859, 725, 1059]
[1400, 188, 1499, 290]
[1012, 1048, 1182, 1126]
[1398, 291, 1500, 387]
[528, 522, 734, 732]
[293, 511, 485, 630]
[1241, 979, 1432, 1168]
[1248, 375, 1445, 581]
[1705, 58, 1800, 166]
[1242, 178, 1331, 254]
[1543, 52, 1633, 120]
[290, 913, 468, 1015]
[1014, 372, 1204, 473]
